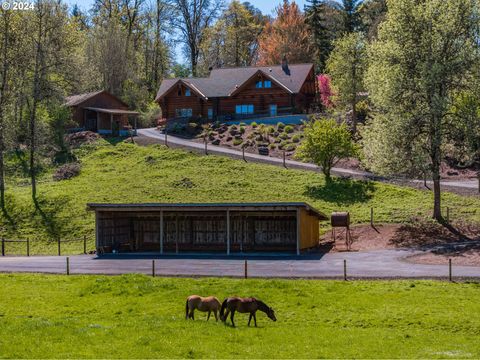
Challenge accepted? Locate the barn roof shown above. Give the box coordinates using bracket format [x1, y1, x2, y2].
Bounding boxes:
[64, 90, 129, 108]
[87, 202, 328, 220]
[155, 63, 314, 101]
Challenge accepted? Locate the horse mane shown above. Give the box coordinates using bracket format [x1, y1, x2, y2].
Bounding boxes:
[256, 300, 269, 312]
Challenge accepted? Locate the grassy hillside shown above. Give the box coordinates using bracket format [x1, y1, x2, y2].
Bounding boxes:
[1, 140, 479, 254]
[1, 274, 480, 358]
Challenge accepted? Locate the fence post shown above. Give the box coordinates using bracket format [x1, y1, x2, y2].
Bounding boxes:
[449, 258, 452, 282]
[1, 238, 4, 256]
[242, 147, 246, 162]
[244, 260, 248, 279]
[343, 259, 347, 281]
[478, 173, 480, 194]
[83, 235, 87, 255]
[66, 257, 70, 275]
[152, 260, 155, 277]
[165, 129, 168, 147]
[27, 239, 30, 257]
[283, 150, 286, 168]
[204, 139, 208, 155]
[370, 207, 374, 227]
[57, 238, 61, 256]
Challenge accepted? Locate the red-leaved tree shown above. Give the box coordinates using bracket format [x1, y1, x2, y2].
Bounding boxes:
[318, 74, 334, 109]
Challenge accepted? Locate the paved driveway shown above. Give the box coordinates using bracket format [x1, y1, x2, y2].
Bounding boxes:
[0, 250, 479, 279]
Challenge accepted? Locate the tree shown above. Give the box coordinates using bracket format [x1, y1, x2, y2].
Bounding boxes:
[171, 0, 224, 76]
[326, 32, 365, 133]
[257, 0, 315, 65]
[358, 0, 387, 40]
[317, 74, 334, 109]
[341, 0, 363, 33]
[296, 118, 357, 181]
[199, 1, 264, 72]
[364, 0, 480, 221]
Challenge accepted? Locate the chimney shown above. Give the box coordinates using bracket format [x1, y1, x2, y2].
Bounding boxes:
[281, 55, 290, 76]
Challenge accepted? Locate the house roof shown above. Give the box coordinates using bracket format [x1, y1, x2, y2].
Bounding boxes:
[87, 202, 328, 220]
[84, 107, 139, 115]
[155, 63, 314, 101]
[64, 90, 129, 108]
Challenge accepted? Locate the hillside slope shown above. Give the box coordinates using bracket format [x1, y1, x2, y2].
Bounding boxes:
[1, 141, 479, 254]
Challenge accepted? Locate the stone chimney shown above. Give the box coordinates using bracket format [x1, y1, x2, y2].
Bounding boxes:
[281, 55, 290, 76]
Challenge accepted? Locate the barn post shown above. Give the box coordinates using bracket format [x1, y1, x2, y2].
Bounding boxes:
[175, 213, 179, 254]
[159, 210, 164, 254]
[110, 113, 113, 134]
[96, 111, 100, 132]
[95, 211, 99, 254]
[296, 208, 300, 256]
[226, 209, 231, 255]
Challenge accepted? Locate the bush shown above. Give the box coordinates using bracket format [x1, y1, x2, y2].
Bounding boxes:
[251, 122, 258, 128]
[268, 143, 276, 150]
[53, 162, 81, 181]
[239, 122, 247, 126]
[239, 126, 246, 134]
[292, 134, 301, 143]
[295, 117, 357, 180]
[284, 125, 294, 133]
[285, 144, 296, 152]
[266, 126, 275, 134]
[233, 138, 243, 146]
[279, 133, 289, 140]
[277, 122, 285, 129]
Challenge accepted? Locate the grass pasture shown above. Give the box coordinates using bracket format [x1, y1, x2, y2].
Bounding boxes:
[0, 274, 480, 358]
[1, 141, 479, 255]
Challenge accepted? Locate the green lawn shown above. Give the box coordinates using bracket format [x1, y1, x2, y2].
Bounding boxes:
[1, 140, 479, 254]
[0, 274, 479, 358]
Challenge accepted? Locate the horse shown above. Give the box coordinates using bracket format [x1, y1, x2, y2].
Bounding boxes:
[185, 295, 221, 321]
[220, 297, 276, 327]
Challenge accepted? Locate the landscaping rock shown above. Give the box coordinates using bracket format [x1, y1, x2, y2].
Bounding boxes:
[53, 162, 81, 181]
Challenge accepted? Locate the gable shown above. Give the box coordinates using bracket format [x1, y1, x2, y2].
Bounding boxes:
[65, 90, 129, 109]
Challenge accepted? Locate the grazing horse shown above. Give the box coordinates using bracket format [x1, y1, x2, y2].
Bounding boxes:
[220, 297, 276, 327]
[185, 295, 221, 321]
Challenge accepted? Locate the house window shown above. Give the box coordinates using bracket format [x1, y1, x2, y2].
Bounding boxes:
[235, 104, 254, 115]
[175, 108, 193, 117]
[255, 80, 263, 88]
[185, 88, 191, 96]
[208, 108, 213, 120]
[264, 80, 272, 88]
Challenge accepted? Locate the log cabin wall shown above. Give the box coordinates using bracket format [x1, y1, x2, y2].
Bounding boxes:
[94, 207, 319, 253]
[70, 92, 129, 126]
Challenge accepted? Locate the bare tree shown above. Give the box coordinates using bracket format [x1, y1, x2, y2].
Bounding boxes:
[172, 0, 223, 76]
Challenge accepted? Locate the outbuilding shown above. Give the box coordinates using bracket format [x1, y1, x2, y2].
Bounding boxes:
[87, 203, 328, 255]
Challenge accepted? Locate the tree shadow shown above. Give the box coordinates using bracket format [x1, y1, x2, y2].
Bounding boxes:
[304, 178, 375, 205]
[32, 195, 71, 241]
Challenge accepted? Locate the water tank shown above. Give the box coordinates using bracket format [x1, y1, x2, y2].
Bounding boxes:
[331, 212, 350, 228]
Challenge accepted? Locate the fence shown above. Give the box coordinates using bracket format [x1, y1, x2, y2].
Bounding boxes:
[1, 236, 89, 257]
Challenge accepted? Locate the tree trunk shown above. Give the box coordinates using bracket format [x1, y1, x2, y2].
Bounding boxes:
[0, 11, 10, 210]
[430, 114, 443, 221]
[351, 99, 357, 134]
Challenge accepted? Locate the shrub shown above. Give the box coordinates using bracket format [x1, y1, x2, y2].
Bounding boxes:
[279, 133, 289, 140]
[285, 144, 296, 152]
[266, 126, 275, 134]
[292, 134, 301, 143]
[233, 138, 243, 146]
[239, 122, 247, 126]
[239, 126, 246, 134]
[268, 143, 276, 150]
[295, 117, 357, 180]
[277, 122, 285, 129]
[284, 125, 294, 133]
[251, 122, 258, 128]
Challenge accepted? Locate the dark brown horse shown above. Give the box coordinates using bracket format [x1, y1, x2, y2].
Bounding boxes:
[220, 297, 276, 327]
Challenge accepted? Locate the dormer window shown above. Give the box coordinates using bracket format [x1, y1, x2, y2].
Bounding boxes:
[264, 80, 272, 88]
[185, 88, 191, 96]
[255, 80, 263, 88]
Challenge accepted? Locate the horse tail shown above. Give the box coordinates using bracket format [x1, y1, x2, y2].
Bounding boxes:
[185, 299, 189, 319]
[220, 298, 228, 321]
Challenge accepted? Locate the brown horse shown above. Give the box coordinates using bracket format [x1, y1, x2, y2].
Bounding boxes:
[220, 297, 276, 327]
[185, 295, 221, 321]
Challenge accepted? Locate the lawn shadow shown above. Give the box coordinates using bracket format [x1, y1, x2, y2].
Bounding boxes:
[33, 195, 72, 241]
[304, 178, 375, 205]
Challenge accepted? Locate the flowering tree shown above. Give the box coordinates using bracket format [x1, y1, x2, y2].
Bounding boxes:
[317, 74, 335, 109]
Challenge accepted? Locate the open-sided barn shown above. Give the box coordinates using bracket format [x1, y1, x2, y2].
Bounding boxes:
[87, 203, 328, 255]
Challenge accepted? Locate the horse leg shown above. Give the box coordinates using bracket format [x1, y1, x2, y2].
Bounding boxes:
[253, 312, 257, 327]
[248, 313, 252, 326]
[207, 311, 211, 321]
[191, 310, 195, 320]
[223, 309, 230, 323]
[214, 310, 218, 322]
[230, 310, 236, 327]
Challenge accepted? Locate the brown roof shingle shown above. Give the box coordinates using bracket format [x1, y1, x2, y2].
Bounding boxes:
[155, 63, 314, 101]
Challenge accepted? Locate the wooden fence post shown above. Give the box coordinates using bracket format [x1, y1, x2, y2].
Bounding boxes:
[165, 129, 168, 147]
[66, 257, 70, 275]
[1, 238, 4, 256]
[343, 259, 347, 281]
[449, 258, 452, 282]
[57, 238, 61, 256]
[370, 207, 374, 227]
[204, 139, 208, 155]
[244, 260, 248, 279]
[242, 147, 246, 162]
[152, 260, 155, 277]
[283, 150, 286, 168]
[83, 235, 87, 255]
[27, 239, 30, 257]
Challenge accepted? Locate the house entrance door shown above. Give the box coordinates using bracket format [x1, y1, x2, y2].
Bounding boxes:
[269, 104, 277, 117]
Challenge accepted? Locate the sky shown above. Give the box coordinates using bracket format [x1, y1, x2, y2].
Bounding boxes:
[65, 0, 309, 16]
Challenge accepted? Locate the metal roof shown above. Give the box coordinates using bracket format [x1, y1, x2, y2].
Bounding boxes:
[87, 202, 328, 220]
[84, 107, 139, 115]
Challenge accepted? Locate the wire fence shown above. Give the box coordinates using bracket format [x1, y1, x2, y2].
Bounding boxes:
[1, 236, 89, 257]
